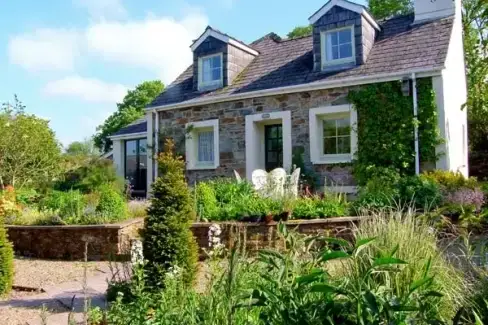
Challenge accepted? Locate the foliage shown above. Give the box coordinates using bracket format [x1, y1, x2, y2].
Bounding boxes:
[0, 186, 20, 221]
[105, 215, 469, 325]
[143, 138, 198, 288]
[292, 194, 347, 219]
[349, 80, 441, 185]
[96, 185, 127, 221]
[0, 96, 62, 188]
[94, 80, 164, 153]
[39, 190, 86, 220]
[444, 187, 485, 211]
[65, 138, 99, 156]
[14, 188, 40, 206]
[287, 25, 312, 39]
[127, 200, 149, 219]
[0, 225, 13, 296]
[55, 156, 124, 194]
[463, 0, 488, 153]
[195, 182, 219, 221]
[397, 175, 442, 209]
[367, 0, 412, 19]
[423, 170, 479, 191]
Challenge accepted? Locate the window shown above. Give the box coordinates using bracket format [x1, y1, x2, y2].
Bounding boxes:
[309, 105, 357, 164]
[186, 119, 219, 170]
[124, 138, 147, 196]
[198, 53, 223, 90]
[323, 115, 351, 155]
[321, 26, 355, 68]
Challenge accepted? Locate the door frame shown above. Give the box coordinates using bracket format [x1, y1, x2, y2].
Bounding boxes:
[245, 111, 292, 180]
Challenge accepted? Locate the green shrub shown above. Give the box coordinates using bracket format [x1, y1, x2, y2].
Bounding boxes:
[397, 175, 442, 209]
[15, 188, 40, 206]
[292, 195, 347, 219]
[195, 182, 219, 220]
[422, 170, 478, 190]
[39, 190, 86, 220]
[55, 157, 124, 194]
[143, 139, 198, 288]
[0, 226, 13, 295]
[96, 185, 127, 221]
[211, 179, 254, 204]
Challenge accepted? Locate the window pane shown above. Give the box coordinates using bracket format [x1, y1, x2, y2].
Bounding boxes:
[125, 140, 138, 181]
[328, 32, 338, 46]
[336, 117, 351, 136]
[267, 151, 277, 163]
[212, 55, 221, 68]
[323, 137, 337, 155]
[337, 136, 351, 154]
[339, 29, 351, 44]
[323, 120, 336, 137]
[211, 68, 221, 81]
[138, 139, 147, 168]
[339, 43, 352, 59]
[202, 70, 212, 83]
[197, 131, 214, 163]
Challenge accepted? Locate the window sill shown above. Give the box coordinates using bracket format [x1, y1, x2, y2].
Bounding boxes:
[312, 155, 352, 165]
[187, 163, 219, 171]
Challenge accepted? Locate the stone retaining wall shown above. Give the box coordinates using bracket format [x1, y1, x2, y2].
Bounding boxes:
[6, 217, 361, 260]
[6, 219, 144, 260]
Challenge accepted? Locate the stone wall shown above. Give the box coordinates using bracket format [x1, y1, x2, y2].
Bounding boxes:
[6, 219, 144, 260]
[159, 88, 355, 186]
[191, 217, 360, 257]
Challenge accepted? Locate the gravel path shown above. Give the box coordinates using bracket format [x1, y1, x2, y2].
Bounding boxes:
[0, 258, 117, 325]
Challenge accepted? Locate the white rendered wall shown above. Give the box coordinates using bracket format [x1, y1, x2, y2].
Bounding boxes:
[434, 2, 468, 176]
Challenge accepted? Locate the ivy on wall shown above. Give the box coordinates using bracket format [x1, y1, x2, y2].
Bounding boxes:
[348, 79, 442, 185]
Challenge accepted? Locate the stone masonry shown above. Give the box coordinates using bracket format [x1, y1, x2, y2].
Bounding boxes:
[159, 87, 355, 186]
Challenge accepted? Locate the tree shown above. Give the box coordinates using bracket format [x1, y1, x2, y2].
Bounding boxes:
[463, 0, 488, 152]
[65, 138, 99, 156]
[94, 80, 164, 153]
[287, 25, 313, 39]
[143, 139, 198, 288]
[367, 0, 412, 19]
[0, 97, 62, 189]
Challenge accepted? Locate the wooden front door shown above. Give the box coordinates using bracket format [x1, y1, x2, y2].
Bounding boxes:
[264, 124, 283, 171]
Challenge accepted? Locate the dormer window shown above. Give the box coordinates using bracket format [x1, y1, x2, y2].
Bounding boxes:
[321, 26, 355, 69]
[198, 53, 223, 90]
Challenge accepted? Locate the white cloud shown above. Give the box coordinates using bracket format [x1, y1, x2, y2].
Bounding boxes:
[8, 28, 80, 72]
[218, 0, 236, 9]
[73, 0, 127, 20]
[85, 12, 208, 83]
[42, 75, 128, 103]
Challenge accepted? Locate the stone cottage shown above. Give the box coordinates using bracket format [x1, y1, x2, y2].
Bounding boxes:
[109, 0, 468, 197]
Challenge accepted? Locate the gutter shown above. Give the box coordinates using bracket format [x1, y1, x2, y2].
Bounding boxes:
[147, 67, 443, 112]
[411, 72, 420, 175]
[108, 131, 147, 140]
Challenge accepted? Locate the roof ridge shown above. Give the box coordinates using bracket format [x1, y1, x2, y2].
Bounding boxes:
[250, 32, 282, 45]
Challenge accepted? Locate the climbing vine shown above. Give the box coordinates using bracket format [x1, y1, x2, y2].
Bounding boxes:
[348, 79, 442, 185]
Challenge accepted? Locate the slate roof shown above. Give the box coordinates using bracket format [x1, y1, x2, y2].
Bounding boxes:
[149, 14, 454, 108]
[111, 120, 147, 137]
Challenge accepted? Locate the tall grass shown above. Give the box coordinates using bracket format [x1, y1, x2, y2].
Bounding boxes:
[351, 211, 470, 320]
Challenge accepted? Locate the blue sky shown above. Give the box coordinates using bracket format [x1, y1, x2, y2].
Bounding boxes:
[0, 0, 365, 147]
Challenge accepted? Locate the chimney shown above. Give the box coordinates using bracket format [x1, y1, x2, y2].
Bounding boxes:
[414, 0, 458, 24]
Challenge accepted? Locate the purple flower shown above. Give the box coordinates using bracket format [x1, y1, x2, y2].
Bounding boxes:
[444, 187, 485, 210]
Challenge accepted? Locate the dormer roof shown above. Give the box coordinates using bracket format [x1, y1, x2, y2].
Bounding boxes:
[309, 0, 381, 31]
[190, 26, 259, 56]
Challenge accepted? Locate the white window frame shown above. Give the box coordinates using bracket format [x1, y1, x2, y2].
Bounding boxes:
[198, 53, 223, 90]
[309, 104, 357, 164]
[321, 26, 356, 69]
[186, 119, 220, 170]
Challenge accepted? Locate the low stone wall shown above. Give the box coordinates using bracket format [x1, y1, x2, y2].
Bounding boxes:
[6, 219, 144, 260]
[191, 217, 360, 257]
[6, 217, 361, 260]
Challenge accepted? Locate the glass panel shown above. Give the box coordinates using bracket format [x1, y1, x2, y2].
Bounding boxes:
[328, 32, 338, 46]
[125, 140, 138, 182]
[212, 55, 221, 68]
[197, 131, 214, 163]
[339, 43, 352, 59]
[339, 29, 351, 43]
[323, 137, 337, 155]
[211, 68, 221, 81]
[337, 136, 351, 154]
[336, 117, 351, 136]
[267, 152, 277, 163]
[138, 139, 147, 168]
[323, 120, 336, 137]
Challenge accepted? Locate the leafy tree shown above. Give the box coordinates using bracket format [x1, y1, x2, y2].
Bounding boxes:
[287, 25, 312, 39]
[143, 138, 198, 288]
[367, 0, 412, 19]
[0, 96, 62, 189]
[94, 80, 164, 153]
[463, 0, 488, 151]
[65, 138, 99, 156]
